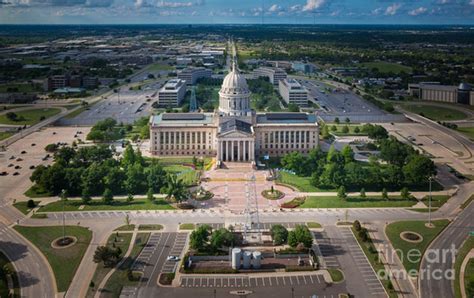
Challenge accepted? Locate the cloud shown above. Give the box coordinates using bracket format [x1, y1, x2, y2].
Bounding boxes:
[268, 4, 282, 12]
[385, 3, 401, 15]
[303, 0, 326, 12]
[408, 6, 427, 16]
[156, 1, 197, 8]
[372, 7, 383, 15]
[470, 0, 474, 5]
[6, 0, 112, 6]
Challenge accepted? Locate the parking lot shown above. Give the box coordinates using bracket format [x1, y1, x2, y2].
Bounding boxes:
[179, 272, 326, 288]
[131, 232, 188, 286]
[313, 231, 341, 268]
[59, 89, 155, 126]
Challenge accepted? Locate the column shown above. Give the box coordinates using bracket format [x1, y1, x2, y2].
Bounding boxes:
[238, 141, 241, 162]
[243, 140, 247, 161]
[231, 140, 234, 161]
[223, 141, 226, 161]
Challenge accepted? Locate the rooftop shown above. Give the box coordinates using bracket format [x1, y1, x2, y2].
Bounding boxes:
[256, 113, 317, 124]
[151, 113, 214, 127]
[220, 118, 252, 134]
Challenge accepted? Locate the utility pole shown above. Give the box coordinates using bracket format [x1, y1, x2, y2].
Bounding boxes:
[61, 189, 67, 243]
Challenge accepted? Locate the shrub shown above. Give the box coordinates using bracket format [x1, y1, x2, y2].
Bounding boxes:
[271, 224, 288, 245]
[281, 197, 305, 208]
[27, 199, 36, 208]
[353, 220, 361, 232]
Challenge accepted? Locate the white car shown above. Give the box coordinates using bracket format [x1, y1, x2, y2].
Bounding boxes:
[167, 256, 180, 261]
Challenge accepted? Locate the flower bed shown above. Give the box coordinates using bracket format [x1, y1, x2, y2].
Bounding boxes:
[281, 197, 306, 208]
[261, 189, 284, 200]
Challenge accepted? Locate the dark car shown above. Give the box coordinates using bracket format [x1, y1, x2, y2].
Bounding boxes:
[16, 158, 23, 162]
[29, 165, 36, 170]
[13, 172, 19, 176]
[31, 143, 36, 146]
[8, 164, 14, 167]
[14, 165, 21, 169]
[21, 151, 27, 154]
[0, 171, 7, 176]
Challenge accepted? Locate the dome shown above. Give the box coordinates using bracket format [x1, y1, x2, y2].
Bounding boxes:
[458, 82, 472, 91]
[220, 64, 249, 94]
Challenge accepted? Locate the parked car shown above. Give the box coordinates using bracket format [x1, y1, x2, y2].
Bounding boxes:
[166, 256, 180, 261]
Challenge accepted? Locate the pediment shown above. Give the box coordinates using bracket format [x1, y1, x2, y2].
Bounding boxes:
[219, 130, 253, 139]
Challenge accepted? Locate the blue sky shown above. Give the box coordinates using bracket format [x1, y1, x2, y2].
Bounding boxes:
[1, 0, 473, 24]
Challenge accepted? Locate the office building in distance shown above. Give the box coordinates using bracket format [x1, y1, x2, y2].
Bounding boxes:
[157, 79, 187, 107]
[178, 67, 212, 85]
[408, 82, 474, 105]
[279, 78, 309, 106]
[253, 67, 287, 86]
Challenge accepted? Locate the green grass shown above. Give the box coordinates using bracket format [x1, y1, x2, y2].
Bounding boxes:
[401, 104, 468, 121]
[0, 251, 20, 298]
[352, 226, 395, 298]
[306, 222, 322, 229]
[163, 164, 198, 186]
[64, 105, 89, 119]
[101, 233, 150, 296]
[421, 195, 450, 208]
[138, 224, 163, 231]
[361, 62, 412, 74]
[385, 219, 450, 275]
[278, 172, 331, 192]
[31, 213, 48, 219]
[114, 225, 136, 231]
[0, 83, 42, 93]
[0, 131, 14, 141]
[13, 201, 39, 215]
[0, 108, 61, 125]
[327, 268, 344, 283]
[454, 237, 474, 298]
[13, 225, 92, 292]
[39, 198, 174, 212]
[86, 232, 132, 298]
[146, 63, 174, 72]
[456, 127, 474, 141]
[331, 124, 367, 136]
[179, 223, 195, 230]
[24, 184, 52, 198]
[408, 208, 439, 213]
[300, 196, 416, 208]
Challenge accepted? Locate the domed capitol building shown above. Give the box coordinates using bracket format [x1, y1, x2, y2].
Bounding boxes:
[149, 49, 319, 165]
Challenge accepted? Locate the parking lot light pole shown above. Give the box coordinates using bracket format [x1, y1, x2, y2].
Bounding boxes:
[428, 176, 432, 227]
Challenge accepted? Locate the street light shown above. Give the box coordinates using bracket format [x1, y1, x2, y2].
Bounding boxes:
[61, 189, 67, 244]
[428, 176, 432, 227]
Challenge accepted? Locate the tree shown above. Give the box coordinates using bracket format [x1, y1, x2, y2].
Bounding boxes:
[210, 228, 234, 249]
[353, 220, 361, 231]
[281, 152, 307, 176]
[146, 161, 166, 192]
[400, 187, 411, 200]
[403, 155, 436, 185]
[147, 188, 155, 202]
[271, 224, 288, 245]
[345, 117, 350, 123]
[287, 225, 313, 248]
[321, 124, 330, 139]
[164, 174, 189, 204]
[288, 103, 300, 112]
[341, 145, 354, 163]
[5, 112, 18, 121]
[342, 125, 349, 134]
[354, 126, 360, 133]
[190, 225, 211, 250]
[334, 117, 340, 124]
[331, 125, 337, 132]
[360, 188, 366, 198]
[126, 193, 134, 203]
[27, 199, 36, 209]
[337, 186, 347, 200]
[125, 163, 146, 195]
[382, 188, 389, 200]
[93, 246, 121, 267]
[121, 144, 136, 168]
[102, 188, 114, 204]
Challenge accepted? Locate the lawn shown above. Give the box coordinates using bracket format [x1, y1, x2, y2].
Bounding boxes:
[456, 127, 474, 141]
[361, 62, 412, 74]
[163, 164, 199, 186]
[0, 131, 14, 141]
[24, 184, 52, 198]
[115, 225, 135, 231]
[39, 198, 175, 212]
[146, 63, 174, 72]
[331, 124, 368, 136]
[454, 237, 474, 298]
[277, 171, 330, 192]
[13, 225, 92, 292]
[401, 104, 468, 121]
[13, 200, 39, 215]
[100, 233, 150, 297]
[351, 226, 395, 298]
[138, 224, 163, 231]
[0, 252, 20, 297]
[327, 268, 344, 283]
[86, 232, 132, 298]
[421, 195, 450, 208]
[385, 219, 450, 274]
[0, 108, 61, 125]
[306, 222, 322, 229]
[179, 223, 195, 230]
[300, 196, 416, 208]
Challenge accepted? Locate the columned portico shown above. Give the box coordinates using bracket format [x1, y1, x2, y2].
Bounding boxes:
[218, 138, 254, 162]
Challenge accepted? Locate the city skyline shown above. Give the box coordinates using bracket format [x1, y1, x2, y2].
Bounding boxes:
[1, 0, 474, 24]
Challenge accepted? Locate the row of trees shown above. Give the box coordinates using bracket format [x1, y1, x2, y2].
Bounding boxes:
[271, 224, 313, 249]
[281, 126, 435, 190]
[30, 144, 188, 203]
[189, 225, 237, 254]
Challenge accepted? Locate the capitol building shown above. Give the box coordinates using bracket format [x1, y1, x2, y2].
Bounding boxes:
[149, 54, 319, 165]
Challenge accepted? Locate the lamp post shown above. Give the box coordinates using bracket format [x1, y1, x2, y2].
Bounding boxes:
[428, 176, 432, 227]
[61, 189, 67, 244]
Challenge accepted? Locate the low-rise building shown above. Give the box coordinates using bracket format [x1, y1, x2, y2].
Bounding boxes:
[278, 78, 309, 106]
[178, 67, 212, 85]
[253, 67, 287, 86]
[408, 82, 473, 105]
[157, 79, 187, 107]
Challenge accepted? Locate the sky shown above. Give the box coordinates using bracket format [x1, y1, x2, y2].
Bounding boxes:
[0, 0, 474, 24]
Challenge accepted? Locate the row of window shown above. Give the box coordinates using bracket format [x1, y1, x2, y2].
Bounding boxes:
[155, 131, 212, 145]
[261, 130, 316, 145]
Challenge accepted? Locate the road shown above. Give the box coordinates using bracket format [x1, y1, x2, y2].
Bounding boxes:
[419, 198, 474, 298]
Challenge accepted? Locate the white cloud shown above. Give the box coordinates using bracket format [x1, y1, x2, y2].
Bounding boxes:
[372, 7, 383, 15]
[156, 1, 193, 8]
[385, 3, 401, 15]
[408, 6, 427, 16]
[470, 0, 474, 6]
[268, 4, 281, 12]
[289, 4, 301, 12]
[303, 0, 326, 12]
